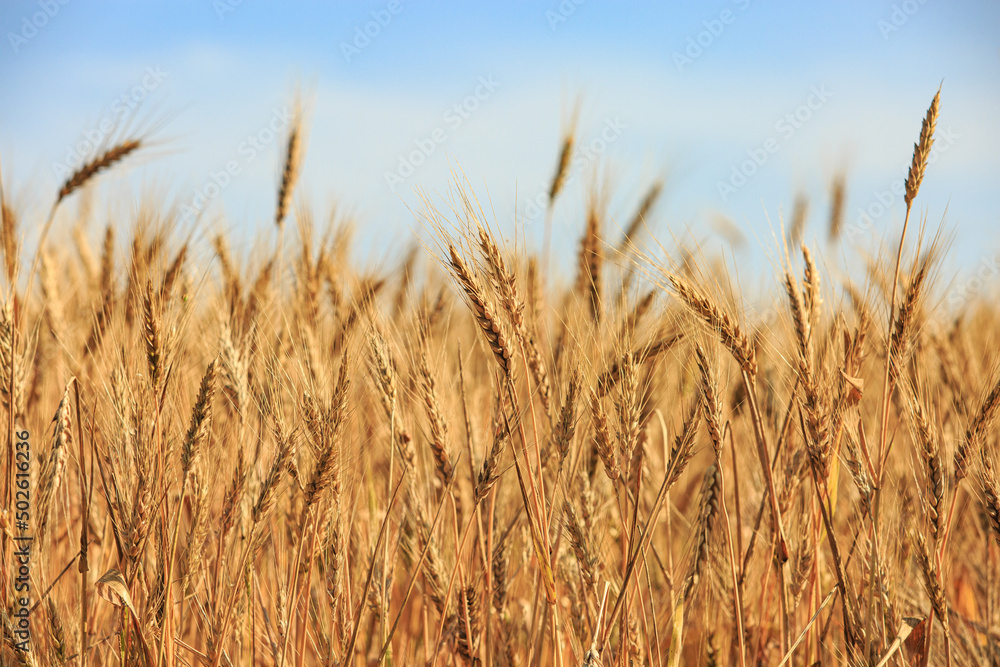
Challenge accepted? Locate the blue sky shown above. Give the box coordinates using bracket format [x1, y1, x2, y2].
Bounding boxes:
[2, 0, 998, 300]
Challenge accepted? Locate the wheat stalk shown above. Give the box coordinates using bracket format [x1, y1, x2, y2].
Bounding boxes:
[668, 273, 756, 377]
[447, 244, 515, 377]
[276, 106, 304, 230]
[904, 88, 940, 207]
[38, 380, 74, 539]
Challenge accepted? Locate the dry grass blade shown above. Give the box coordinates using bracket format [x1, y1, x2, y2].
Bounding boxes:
[874, 617, 922, 667]
[95, 568, 137, 617]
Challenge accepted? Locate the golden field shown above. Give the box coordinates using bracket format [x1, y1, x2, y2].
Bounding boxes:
[1, 88, 999, 666]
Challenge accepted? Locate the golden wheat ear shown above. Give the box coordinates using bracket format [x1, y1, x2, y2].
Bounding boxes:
[56, 138, 142, 208]
[276, 97, 306, 230]
[981, 455, 1000, 547]
[787, 191, 808, 245]
[542, 98, 580, 274]
[827, 173, 846, 242]
[0, 159, 19, 285]
[548, 127, 575, 206]
[618, 179, 663, 255]
[23, 134, 147, 305]
[904, 86, 940, 208]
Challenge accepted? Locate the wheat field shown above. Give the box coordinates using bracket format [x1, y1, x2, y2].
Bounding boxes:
[1, 87, 998, 667]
